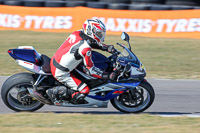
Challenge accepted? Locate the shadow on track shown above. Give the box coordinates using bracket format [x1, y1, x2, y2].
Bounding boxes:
[39, 111, 123, 114]
[36, 111, 193, 115]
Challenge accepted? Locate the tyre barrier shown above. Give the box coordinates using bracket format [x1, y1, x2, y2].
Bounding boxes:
[65, 1, 86, 7]
[196, 0, 200, 5]
[107, 3, 129, 10]
[150, 4, 172, 10]
[0, 0, 200, 10]
[99, 0, 130, 4]
[165, 0, 197, 6]
[131, 0, 165, 4]
[129, 4, 151, 10]
[171, 5, 194, 10]
[193, 6, 200, 9]
[3, 0, 24, 6]
[24, 0, 44, 7]
[45, 1, 65, 7]
[65, 0, 98, 1]
[86, 2, 107, 9]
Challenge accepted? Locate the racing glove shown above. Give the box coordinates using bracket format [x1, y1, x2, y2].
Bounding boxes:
[101, 44, 117, 54]
[109, 72, 117, 80]
[102, 71, 117, 80]
[107, 45, 117, 53]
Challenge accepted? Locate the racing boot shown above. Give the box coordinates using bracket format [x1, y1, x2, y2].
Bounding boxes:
[46, 86, 67, 105]
[71, 87, 89, 104]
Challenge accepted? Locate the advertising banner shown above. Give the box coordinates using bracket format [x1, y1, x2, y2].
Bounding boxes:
[1, 5, 200, 39]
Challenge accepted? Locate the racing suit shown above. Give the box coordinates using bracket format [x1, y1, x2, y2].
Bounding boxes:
[50, 30, 115, 100]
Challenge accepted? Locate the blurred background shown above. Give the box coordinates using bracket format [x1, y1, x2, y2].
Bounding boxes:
[1, 2, 200, 133]
[0, 0, 200, 10]
[0, 0, 200, 79]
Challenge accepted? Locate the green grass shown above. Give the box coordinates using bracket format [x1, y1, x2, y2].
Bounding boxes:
[0, 113, 200, 133]
[0, 30, 200, 79]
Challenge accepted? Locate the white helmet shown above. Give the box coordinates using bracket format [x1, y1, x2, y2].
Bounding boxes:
[83, 19, 106, 46]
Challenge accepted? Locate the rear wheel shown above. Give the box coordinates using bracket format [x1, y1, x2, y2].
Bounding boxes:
[1, 73, 44, 112]
[111, 81, 155, 113]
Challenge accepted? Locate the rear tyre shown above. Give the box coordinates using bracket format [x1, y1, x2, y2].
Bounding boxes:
[111, 81, 155, 113]
[1, 73, 44, 112]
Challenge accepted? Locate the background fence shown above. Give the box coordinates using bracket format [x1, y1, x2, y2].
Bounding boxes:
[0, 0, 200, 10]
[1, 0, 200, 39]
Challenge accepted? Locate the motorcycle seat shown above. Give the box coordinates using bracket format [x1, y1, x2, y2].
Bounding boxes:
[40, 54, 51, 73]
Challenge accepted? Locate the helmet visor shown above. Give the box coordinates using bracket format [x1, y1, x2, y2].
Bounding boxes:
[95, 30, 106, 42]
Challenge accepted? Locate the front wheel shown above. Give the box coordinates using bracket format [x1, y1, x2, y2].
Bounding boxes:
[111, 81, 155, 113]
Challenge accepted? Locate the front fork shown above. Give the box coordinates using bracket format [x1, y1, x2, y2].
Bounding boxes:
[125, 79, 147, 102]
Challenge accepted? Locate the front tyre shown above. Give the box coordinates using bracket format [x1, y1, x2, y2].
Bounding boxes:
[111, 81, 155, 113]
[1, 73, 44, 112]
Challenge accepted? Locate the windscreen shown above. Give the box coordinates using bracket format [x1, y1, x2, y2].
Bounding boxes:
[119, 47, 138, 63]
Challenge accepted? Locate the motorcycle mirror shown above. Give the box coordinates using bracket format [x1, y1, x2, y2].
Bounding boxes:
[121, 32, 131, 50]
[121, 32, 129, 42]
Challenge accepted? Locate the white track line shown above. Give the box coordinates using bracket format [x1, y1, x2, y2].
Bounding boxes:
[157, 114, 200, 118]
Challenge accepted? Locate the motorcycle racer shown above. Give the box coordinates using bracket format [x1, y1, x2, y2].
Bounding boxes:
[47, 19, 117, 104]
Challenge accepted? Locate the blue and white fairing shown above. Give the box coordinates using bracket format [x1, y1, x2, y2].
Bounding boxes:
[86, 49, 144, 102]
[92, 44, 146, 80]
[91, 51, 109, 71]
[116, 44, 146, 79]
[87, 82, 140, 101]
[8, 46, 51, 75]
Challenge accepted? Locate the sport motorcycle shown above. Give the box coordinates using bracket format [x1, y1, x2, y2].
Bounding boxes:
[1, 32, 155, 113]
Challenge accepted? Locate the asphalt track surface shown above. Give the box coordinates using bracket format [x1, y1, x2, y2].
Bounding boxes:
[0, 76, 200, 115]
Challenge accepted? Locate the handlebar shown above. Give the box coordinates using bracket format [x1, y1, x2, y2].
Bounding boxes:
[116, 43, 125, 48]
[109, 47, 120, 70]
[110, 42, 124, 60]
[113, 51, 120, 56]
[109, 42, 128, 70]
